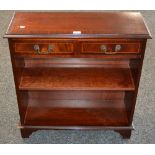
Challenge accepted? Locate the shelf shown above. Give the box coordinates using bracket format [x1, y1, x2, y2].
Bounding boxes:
[19, 68, 135, 91]
[24, 98, 129, 126]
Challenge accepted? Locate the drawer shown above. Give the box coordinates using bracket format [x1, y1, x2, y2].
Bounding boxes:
[14, 42, 74, 55]
[82, 42, 141, 54]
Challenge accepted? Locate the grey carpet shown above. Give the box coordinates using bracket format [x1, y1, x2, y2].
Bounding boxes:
[0, 11, 155, 144]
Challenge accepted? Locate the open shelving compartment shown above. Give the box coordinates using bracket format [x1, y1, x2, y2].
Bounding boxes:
[16, 58, 136, 127]
[19, 67, 135, 91]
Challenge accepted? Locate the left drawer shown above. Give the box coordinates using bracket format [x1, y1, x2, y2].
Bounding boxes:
[12, 40, 74, 55]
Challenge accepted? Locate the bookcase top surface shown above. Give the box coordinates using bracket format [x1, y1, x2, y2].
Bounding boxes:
[5, 12, 151, 39]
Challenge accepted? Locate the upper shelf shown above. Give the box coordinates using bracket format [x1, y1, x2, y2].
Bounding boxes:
[4, 12, 152, 39]
[19, 68, 135, 91]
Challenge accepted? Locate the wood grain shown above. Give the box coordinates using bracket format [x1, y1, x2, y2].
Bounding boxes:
[4, 12, 151, 39]
[24, 99, 129, 126]
[19, 68, 135, 91]
[15, 42, 74, 54]
[82, 42, 141, 54]
[28, 91, 125, 100]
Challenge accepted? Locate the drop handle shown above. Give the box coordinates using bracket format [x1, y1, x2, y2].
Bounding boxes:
[100, 44, 121, 54]
[34, 44, 53, 54]
[100, 45, 114, 54]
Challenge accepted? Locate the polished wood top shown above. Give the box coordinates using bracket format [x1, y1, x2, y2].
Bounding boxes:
[5, 12, 151, 38]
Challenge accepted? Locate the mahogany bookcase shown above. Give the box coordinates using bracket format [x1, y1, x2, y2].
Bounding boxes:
[4, 12, 151, 138]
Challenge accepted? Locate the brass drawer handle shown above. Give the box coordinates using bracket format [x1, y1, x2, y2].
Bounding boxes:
[100, 44, 121, 54]
[34, 44, 53, 54]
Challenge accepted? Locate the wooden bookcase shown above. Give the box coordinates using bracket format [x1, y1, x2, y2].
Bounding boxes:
[4, 12, 151, 138]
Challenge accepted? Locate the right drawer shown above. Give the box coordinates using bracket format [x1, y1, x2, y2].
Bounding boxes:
[81, 41, 142, 55]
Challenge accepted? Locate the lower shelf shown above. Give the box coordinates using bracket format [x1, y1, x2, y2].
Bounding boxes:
[24, 98, 129, 126]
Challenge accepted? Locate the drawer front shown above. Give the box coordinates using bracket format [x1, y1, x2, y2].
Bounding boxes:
[82, 42, 141, 54]
[14, 42, 74, 55]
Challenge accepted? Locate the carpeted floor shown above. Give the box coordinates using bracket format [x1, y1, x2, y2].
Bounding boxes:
[0, 11, 155, 144]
